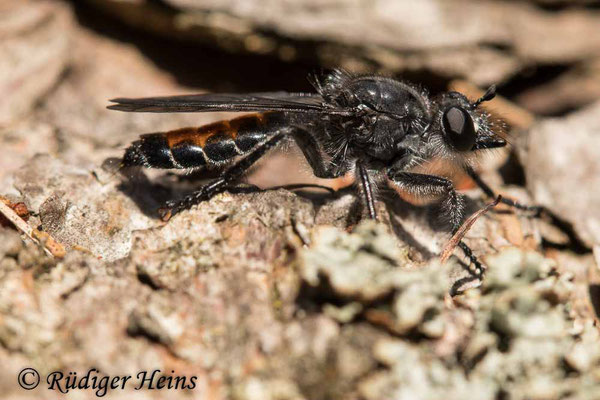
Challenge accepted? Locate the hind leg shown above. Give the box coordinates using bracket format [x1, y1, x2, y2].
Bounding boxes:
[159, 133, 285, 221]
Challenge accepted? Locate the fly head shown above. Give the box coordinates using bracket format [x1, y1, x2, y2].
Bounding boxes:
[427, 87, 507, 164]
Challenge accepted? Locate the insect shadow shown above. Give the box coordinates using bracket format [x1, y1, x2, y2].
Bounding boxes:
[112, 159, 341, 220]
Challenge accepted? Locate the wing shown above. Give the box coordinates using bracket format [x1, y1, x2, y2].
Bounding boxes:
[108, 91, 349, 114]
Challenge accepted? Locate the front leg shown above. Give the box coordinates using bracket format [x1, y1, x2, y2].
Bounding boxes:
[387, 171, 465, 233]
[387, 171, 483, 271]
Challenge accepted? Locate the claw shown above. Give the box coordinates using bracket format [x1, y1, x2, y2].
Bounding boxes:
[158, 207, 173, 222]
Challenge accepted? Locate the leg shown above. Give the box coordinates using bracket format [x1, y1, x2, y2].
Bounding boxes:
[221, 183, 336, 195]
[465, 166, 542, 215]
[291, 129, 342, 179]
[159, 133, 284, 220]
[357, 161, 377, 219]
[388, 172, 464, 233]
[269, 183, 336, 194]
[388, 171, 483, 271]
[458, 242, 484, 275]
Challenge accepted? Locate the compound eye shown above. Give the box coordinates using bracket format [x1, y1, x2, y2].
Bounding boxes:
[442, 107, 476, 151]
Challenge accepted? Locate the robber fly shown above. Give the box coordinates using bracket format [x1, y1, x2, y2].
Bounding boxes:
[109, 69, 540, 269]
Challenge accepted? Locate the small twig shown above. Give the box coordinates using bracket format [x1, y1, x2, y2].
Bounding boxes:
[0, 198, 66, 258]
[440, 195, 502, 264]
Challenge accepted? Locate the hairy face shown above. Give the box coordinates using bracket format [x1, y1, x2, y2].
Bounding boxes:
[422, 91, 506, 166]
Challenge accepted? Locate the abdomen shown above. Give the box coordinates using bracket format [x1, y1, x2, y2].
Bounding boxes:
[122, 113, 284, 169]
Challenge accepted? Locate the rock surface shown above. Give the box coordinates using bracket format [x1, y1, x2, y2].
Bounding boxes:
[82, 0, 600, 88]
[0, 0, 72, 126]
[521, 101, 600, 248]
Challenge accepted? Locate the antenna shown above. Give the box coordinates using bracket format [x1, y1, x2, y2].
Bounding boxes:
[472, 84, 497, 108]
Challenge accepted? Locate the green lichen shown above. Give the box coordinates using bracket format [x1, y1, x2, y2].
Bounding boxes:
[298, 222, 600, 400]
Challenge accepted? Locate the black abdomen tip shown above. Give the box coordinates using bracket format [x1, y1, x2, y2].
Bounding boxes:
[122, 134, 175, 169]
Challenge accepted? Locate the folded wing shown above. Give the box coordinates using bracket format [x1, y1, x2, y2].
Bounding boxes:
[108, 92, 347, 114]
